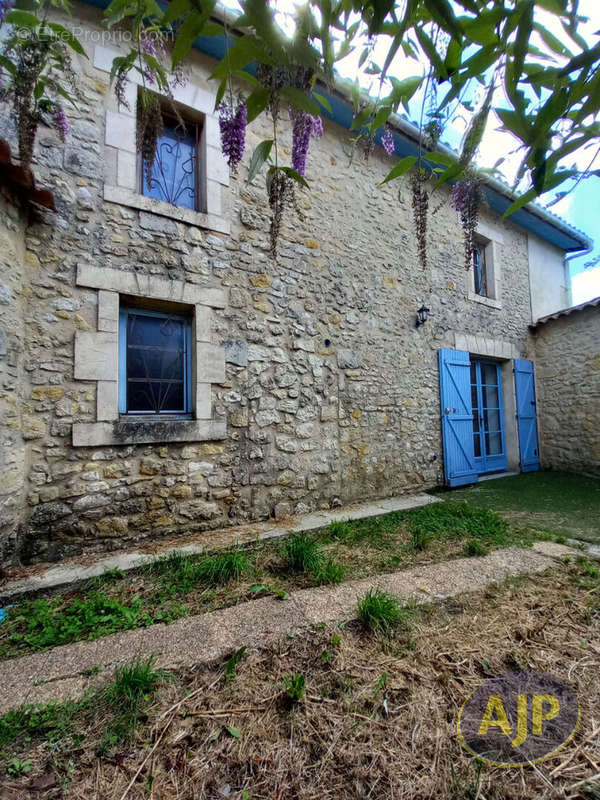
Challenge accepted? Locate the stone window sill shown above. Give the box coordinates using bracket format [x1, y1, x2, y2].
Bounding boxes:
[103, 185, 230, 236]
[468, 291, 502, 310]
[73, 419, 227, 447]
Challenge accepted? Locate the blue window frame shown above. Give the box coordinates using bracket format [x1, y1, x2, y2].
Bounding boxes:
[118, 307, 192, 416]
[473, 244, 488, 297]
[141, 118, 199, 211]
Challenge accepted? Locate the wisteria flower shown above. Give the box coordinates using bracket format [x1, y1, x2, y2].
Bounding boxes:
[0, 0, 15, 26]
[218, 101, 247, 171]
[52, 103, 69, 141]
[381, 127, 395, 156]
[291, 110, 323, 177]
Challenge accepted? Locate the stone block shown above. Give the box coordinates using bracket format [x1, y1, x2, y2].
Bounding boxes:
[76, 263, 226, 309]
[223, 340, 248, 367]
[72, 419, 227, 447]
[197, 343, 226, 384]
[97, 381, 118, 421]
[196, 383, 212, 419]
[117, 149, 137, 189]
[338, 349, 362, 369]
[74, 332, 118, 381]
[105, 111, 136, 153]
[98, 290, 119, 333]
[205, 145, 230, 186]
[195, 306, 212, 343]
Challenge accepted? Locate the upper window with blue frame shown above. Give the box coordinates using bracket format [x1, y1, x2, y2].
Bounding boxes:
[141, 113, 201, 212]
[119, 307, 192, 416]
[473, 242, 489, 297]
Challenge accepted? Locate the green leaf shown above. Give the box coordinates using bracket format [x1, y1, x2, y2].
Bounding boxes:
[502, 187, 537, 218]
[280, 87, 321, 116]
[162, 0, 191, 25]
[313, 92, 332, 114]
[370, 105, 392, 133]
[0, 55, 16, 75]
[247, 140, 273, 184]
[350, 106, 373, 131]
[496, 108, 531, 144]
[46, 22, 87, 55]
[416, 26, 447, 80]
[433, 162, 463, 190]
[5, 9, 39, 28]
[172, 3, 216, 67]
[381, 156, 417, 184]
[226, 726, 241, 739]
[423, 0, 463, 40]
[279, 167, 310, 189]
[424, 151, 455, 166]
[245, 87, 271, 123]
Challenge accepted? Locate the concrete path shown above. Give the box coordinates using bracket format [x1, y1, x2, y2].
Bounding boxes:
[0, 541, 573, 714]
[0, 493, 440, 600]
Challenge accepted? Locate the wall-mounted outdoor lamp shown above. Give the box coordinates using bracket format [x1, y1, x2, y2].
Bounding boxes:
[415, 304, 430, 328]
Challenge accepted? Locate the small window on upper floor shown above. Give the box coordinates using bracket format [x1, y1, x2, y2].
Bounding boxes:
[140, 111, 203, 212]
[473, 242, 489, 297]
[119, 306, 192, 416]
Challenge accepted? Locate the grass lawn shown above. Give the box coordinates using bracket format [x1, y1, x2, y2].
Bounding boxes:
[0, 558, 598, 798]
[443, 471, 600, 545]
[0, 502, 557, 661]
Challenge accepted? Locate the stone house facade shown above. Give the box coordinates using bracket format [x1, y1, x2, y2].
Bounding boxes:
[533, 300, 600, 478]
[0, 3, 593, 564]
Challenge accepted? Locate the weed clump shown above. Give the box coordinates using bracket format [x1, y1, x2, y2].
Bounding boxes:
[356, 589, 412, 635]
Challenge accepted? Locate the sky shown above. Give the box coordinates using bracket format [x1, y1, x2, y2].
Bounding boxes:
[224, 0, 599, 303]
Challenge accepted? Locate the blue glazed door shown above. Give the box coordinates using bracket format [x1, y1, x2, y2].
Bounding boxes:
[514, 359, 541, 472]
[470, 359, 508, 474]
[439, 348, 478, 487]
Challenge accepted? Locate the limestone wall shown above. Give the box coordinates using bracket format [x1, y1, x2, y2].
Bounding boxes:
[535, 306, 600, 476]
[0, 4, 536, 563]
[0, 191, 28, 562]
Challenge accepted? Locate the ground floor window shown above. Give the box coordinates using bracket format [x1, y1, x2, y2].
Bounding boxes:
[118, 307, 192, 416]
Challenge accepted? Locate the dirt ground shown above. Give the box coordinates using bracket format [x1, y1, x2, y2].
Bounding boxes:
[1, 558, 599, 800]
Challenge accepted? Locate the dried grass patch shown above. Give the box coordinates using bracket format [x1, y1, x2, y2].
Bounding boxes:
[1, 560, 599, 799]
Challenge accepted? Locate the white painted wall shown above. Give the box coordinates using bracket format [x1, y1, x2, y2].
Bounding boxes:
[528, 234, 571, 322]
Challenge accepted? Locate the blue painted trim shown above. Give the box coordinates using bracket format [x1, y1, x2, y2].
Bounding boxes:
[471, 359, 508, 475]
[81, 0, 588, 252]
[439, 347, 479, 488]
[514, 359, 541, 472]
[118, 306, 192, 416]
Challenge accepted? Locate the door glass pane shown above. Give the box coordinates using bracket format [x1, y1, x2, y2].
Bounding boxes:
[482, 363, 498, 386]
[472, 414, 480, 433]
[485, 431, 503, 455]
[470, 363, 477, 384]
[484, 408, 500, 431]
[483, 385, 499, 408]
[473, 433, 481, 457]
[471, 385, 479, 411]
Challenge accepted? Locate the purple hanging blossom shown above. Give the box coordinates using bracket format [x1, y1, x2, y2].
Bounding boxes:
[0, 0, 15, 25]
[218, 101, 247, 170]
[381, 127, 395, 156]
[52, 103, 69, 142]
[309, 115, 323, 139]
[451, 178, 477, 214]
[169, 64, 188, 90]
[291, 110, 323, 177]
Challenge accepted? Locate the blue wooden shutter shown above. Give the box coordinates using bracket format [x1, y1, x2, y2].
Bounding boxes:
[439, 348, 478, 487]
[514, 359, 540, 472]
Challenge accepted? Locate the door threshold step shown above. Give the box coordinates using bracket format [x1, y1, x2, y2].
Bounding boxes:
[478, 471, 519, 482]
